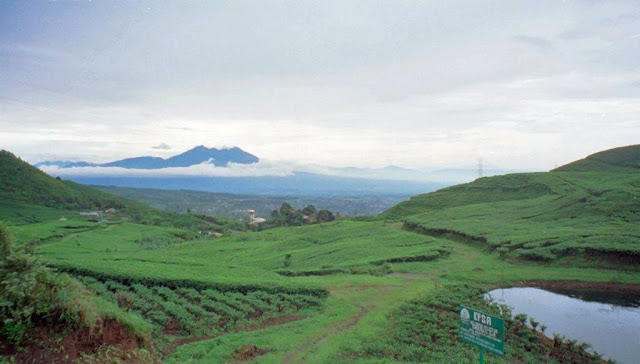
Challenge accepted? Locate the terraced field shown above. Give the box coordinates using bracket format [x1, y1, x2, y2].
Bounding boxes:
[16, 214, 637, 362]
[2, 146, 639, 362]
[77, 276, 322, 337]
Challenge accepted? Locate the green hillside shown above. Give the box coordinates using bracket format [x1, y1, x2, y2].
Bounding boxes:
[382, 146, 640, 263]
[552, 144, 640, 172]
[2, 146, 639, 362]
[0, 151, 242, 231]
[0, 150, 126, 210]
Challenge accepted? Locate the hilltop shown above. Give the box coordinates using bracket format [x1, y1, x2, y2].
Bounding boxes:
[0, 150, 127, 211]
[35, 145, 259, 169]
[382, 145, 640, 264]
[552, 144, 640, 172]
[0, 150, 239, 231]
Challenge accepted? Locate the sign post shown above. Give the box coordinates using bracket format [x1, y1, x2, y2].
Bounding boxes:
[459, 305, 505, 362]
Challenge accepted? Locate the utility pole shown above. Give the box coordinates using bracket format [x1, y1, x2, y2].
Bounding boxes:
[478, 158, 483, 178]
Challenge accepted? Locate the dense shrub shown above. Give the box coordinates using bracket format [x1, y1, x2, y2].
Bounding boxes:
[0, 223, 90, 345]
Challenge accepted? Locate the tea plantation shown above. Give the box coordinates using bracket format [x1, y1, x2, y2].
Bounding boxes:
[1, 146, 639, 362]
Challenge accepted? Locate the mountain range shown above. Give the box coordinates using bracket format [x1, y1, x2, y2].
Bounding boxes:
[30, 145, 521, 196]
[35, 145, 259, 169]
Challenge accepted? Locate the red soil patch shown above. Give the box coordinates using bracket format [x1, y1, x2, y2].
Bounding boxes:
[233, 345, 270, 361]
[0, 318, 145, 363]
[162, 318, 182, 336]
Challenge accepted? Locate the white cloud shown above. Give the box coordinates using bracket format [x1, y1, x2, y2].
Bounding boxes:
[1, 1, 639, 170]
[151, 142, 171, 150]
[39, 160, 296, 178]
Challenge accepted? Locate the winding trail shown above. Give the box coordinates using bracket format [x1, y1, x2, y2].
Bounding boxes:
[282, 303, 371, 364]
[280, 276, 438, 364]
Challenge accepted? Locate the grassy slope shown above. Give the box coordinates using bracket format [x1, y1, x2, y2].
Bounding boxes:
[3, 146, 640, 362]
[553, 144, 639, 172]
[0, 151, 245, 235]
[0, 151, 239, 360]
[36, 220, 449, 289]
[382, 165, 640, 263]
[32, 216, 640, 362]
[166, 222, 638, 363]
[0, 150, 128, 210]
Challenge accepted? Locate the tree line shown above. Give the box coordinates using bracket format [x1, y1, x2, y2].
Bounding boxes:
[260, 203, 339, 229]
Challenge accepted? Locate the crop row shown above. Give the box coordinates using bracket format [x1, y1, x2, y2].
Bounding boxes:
[55, 265, 328, 298]
[77, 275, 322, 336]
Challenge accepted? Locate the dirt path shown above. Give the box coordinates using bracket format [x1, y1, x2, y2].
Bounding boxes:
[282, 304, 371, 364]
[163, 314, 308, 359]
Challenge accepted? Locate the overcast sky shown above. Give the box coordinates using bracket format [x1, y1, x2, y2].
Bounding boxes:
[1, 0, 639, 169]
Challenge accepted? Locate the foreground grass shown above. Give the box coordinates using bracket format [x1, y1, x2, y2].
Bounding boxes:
[159, 226, 640, 362]
[7, 205, 638, 362]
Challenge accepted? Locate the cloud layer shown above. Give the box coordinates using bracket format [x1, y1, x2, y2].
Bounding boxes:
[38, 158, 516, 185]
[2, 1, 639, 169]
[39, 160, 288, 178]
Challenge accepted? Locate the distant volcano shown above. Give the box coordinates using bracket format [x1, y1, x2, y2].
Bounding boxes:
[35, 146, 259, 169]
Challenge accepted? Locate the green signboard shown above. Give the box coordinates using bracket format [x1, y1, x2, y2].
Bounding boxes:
[459, 305, 505, 357]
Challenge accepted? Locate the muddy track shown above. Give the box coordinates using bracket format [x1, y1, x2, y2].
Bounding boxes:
[282, 304, 370, 364]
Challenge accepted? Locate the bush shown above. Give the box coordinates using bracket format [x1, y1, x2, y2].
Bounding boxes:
[0, 223, 89, 345]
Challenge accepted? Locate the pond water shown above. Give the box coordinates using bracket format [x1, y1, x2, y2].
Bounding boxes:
[486, 287, 640, 364]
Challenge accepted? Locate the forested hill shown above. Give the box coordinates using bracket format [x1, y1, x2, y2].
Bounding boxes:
[0, 150, 127, 210]
[552, 144, 640, 172]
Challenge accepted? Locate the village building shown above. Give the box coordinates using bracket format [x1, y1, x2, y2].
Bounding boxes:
[248, 209, 266, 225]
[79, 211, 102, 217]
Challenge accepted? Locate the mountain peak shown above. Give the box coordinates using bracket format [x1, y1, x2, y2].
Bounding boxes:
[35, 146, 260, 170]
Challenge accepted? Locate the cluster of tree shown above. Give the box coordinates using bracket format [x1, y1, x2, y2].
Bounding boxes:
[261, 203, 338, 229]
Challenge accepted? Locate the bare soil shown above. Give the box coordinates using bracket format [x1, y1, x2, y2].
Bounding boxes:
[0, 318, 146, 363]
[233, 345, 270, 361]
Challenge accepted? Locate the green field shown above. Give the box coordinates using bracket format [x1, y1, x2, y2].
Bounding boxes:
[15, 215, 636, 362]
[1, 146, 639, 362]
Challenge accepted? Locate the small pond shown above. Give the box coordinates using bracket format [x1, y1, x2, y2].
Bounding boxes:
[486, 287, 640, 364]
